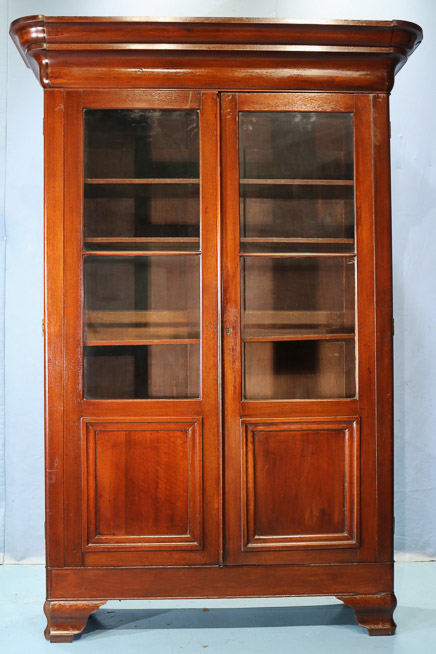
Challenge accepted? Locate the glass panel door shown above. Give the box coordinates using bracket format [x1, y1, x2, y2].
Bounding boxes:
[82, 109, 201, 399]
[239, 111, 356, 399]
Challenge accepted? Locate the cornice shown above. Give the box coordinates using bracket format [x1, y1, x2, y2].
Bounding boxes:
[9, 15, 49, 86]
[9, 16, 423, 92]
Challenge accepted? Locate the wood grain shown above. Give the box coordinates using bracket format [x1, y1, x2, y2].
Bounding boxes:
[10, 16, 421, 639]
[44, 600, 107, 643]
[63, 90, 84, 567]
[48, 563, 394, 599]
[337, 593, 397, 635]
[44, 89, 65, 568]
[372, 94, 394, 562]
[10, 17, 422, 91]
[242, 420, 359, 550]
[354, 94, 378, 563]
[82, 420, 203, 550]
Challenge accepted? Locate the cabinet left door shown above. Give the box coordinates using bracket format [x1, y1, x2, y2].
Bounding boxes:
[46, 90, 221, 568]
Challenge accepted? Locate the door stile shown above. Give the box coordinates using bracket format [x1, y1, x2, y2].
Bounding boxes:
[221, 93, 244, 564]
[199, 91, 222, 564]
[371, 94, 394, 562]
[354, 94, 378, 562]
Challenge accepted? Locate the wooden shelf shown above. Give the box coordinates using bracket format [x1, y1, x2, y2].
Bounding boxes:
[85, 178, 199, 184]
[240, 178, 354, 186]
[85, 237, 200, 243]
[84, 237, 201, 255]
[83, 250, 200, 257]
[243, 333, 354, 343]
[243, 310, 355, 330]
[85, 310, 199, 344]
[241, 252, 356, 258]
[240, 237, 354, 244]
[85, 338, 200, 347]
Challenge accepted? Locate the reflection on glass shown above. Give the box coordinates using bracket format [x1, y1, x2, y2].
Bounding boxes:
[239, 184, 354, 253]
[84, 183, 200, 251]
[239, 112, 354, 254]
[84, 256, 200, 343]
[83, 256, 200, 399]
[243, 340, 355, 400]
[82, 109, 202, 400]
[239, 112, 353, 180]
[84, 344, 200, 400]
[84, 109, 199, 179]
[239, 111, 356, 400]
[242, 257, 355, 339]
[83, 110, 200, 250]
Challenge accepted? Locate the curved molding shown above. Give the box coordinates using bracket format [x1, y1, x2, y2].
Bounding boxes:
[9, 15, 49, 86]
[44, 600, 107, 643]
[10, 16, 423, 91]
[337, 593, 397, 636]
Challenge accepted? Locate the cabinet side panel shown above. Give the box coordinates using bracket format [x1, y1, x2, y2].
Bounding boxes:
[354, 94, 377, 562]
[372, 94, 394, 562]
[63, 91, 84, 567]
[44, 89, 65, 569]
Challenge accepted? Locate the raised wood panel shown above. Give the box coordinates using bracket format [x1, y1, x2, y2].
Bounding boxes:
[82, 420, 202, 550]
[242, 420, 359, 550]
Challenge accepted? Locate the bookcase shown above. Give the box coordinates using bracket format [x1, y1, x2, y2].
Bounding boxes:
[10, 15, 422, 642]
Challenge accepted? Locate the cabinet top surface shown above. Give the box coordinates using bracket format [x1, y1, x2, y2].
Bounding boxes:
[10, 14, 422, 27]
[10, 15, 422, 92]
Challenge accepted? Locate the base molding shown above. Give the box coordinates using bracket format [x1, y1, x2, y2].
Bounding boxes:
[48, 562, 393, 600]
[336, 593, 397, 635]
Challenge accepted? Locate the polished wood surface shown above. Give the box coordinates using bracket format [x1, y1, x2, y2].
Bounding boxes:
[48, 563, 394, 599]
[43, 89, 65, 569]
[10, 15, 422, 641]
[82, 420, 203, 550]
[60, 89, 221, 567]
[337, 593, 397, 636]
[242, 420, 359, 550]
[44, 600, 107, 643]
[10, 16, 422, 91]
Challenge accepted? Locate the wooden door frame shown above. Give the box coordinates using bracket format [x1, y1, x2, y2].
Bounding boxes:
[55, 89, 222, 567]
[221, 91, 392, 566]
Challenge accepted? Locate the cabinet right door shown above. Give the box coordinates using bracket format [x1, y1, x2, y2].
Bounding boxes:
[222, 92, 383, 565]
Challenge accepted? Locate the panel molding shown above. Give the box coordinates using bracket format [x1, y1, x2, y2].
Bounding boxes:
[241, 419, 360, 551]
[81, 418, 203, 551]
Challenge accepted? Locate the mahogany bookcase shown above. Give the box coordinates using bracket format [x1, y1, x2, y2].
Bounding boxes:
[10, 16, 422, 642]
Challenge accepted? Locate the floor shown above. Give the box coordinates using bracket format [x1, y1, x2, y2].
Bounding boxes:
[0, 562, 435, 653]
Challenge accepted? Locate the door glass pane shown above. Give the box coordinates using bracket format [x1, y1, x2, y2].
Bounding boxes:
[242, 257, 355, 338]
[83, 255, 200, 399]
[239, 112, 354, 254]
[83, 108, 201, 400]
[84, 343, 199, 400]
[242, 257, 355, 400]
[84, 109, 200, 252]
[239, 111, 356, 399]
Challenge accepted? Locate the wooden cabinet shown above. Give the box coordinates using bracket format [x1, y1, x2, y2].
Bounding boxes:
[10, 16, 422, 642]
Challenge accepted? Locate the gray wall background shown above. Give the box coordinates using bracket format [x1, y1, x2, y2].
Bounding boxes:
[1, 0, 434, 563]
